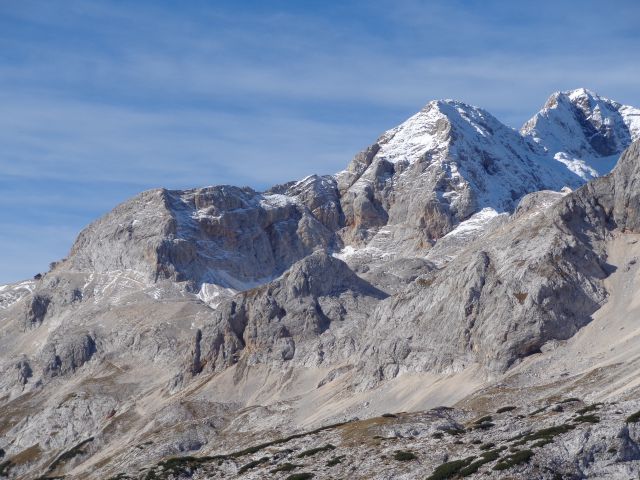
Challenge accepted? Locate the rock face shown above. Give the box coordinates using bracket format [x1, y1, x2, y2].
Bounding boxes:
[198, 251, 386, 374]
[357, 140, 640, 381]
[595, 139, 640, 231]
[24, 293, 50, 329]
[1, 89, 640, 479]
[66, 180, 341, 291]
[41, 332, 96, 377]
[357, 185, 609, 380]
[336, 100, 576, 252]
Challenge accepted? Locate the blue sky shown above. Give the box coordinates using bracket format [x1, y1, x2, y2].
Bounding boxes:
[1, 0, 639, 283]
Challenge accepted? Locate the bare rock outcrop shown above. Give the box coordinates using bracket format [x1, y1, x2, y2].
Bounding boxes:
[62, 183, 339, 291]
[41, 333, 96, 377]
[198, 251, 387, 373]
[23, 293, 50, 329]
[356, 139, 640, 383]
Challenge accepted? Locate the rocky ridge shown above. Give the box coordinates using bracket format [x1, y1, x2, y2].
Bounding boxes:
[1, 89, 640, 479]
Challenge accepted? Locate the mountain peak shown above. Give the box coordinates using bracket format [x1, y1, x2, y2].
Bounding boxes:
[375, 98, 512, 167]
[564, 87, 601, 101]
[521, 88, 640, 179]
[540, 88, 610, 112]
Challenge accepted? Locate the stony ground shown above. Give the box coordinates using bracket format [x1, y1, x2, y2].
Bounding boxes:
[89, 398, 640, 480]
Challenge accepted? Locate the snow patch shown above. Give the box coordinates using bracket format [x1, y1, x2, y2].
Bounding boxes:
[376, 103, 447, 164]
[332, 244, 394, 262]
[442, 208, 501, 239]
[332, 245, 358, 261]
[0, 280, 36, 310]
[553, 152, 599, 180]
[261, 193, 296, 209]
[620, 105, 640, 140]
[197, 283, 237, 308]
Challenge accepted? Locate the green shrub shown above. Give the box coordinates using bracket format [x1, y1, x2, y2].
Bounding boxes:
[530, 424, 574, 439]
[232, 444, 267, 457]
[576, 404, 603, 415]
[558, 398, 581, 404]
[326, 455, 345, 467]
[573, 415, 600, 424]
[432, 432, 444, 439]
[493, 450, 533, 471]
[443, 427, 465, 436]
[229, 421, 348, 458]
[297, 444, 335, 458]
[458, 449, 501, 477]
[607, 447, 617, 454]
[626, 409, 640, 423]
[456, 459, 485, 476]
[157, 455, 226, 475]
[479, 442, 495, 450]
[512, 424, 575, 446]
[474, 415, 492, 424]
[285, 473, 314, 480]
[0, 461, 12, 476]
[426, 456, 476, 480]
[393, 450, 417, 461]
[532, 438, 553, 448]
[496, 406, 517, 413]
[270, 462, 300, 473]
[480, 449, 502, 460]
[139, 421, 352, 477]
[472, 422, 495, 430]
[529, 406, 547, 416]
[238, 456, 269, 474]
[47, 437, 94, 472]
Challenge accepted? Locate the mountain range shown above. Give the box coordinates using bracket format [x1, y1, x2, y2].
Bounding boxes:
[1, 88, 640, 479]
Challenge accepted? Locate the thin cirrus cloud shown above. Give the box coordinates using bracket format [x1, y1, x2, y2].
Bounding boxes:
[0, 0, 639, 283]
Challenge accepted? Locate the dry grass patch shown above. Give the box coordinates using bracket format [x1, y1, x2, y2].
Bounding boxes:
[339, 416, 397, 446]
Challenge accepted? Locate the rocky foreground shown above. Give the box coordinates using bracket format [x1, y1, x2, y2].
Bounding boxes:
[50, 399, 640, 479]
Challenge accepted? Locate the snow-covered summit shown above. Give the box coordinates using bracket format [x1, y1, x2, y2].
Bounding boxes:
[521, 88, 640, 179]
[339, 96, 584, 240]
[375, 99, 525, 166]
[335, 89, 640, 257]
